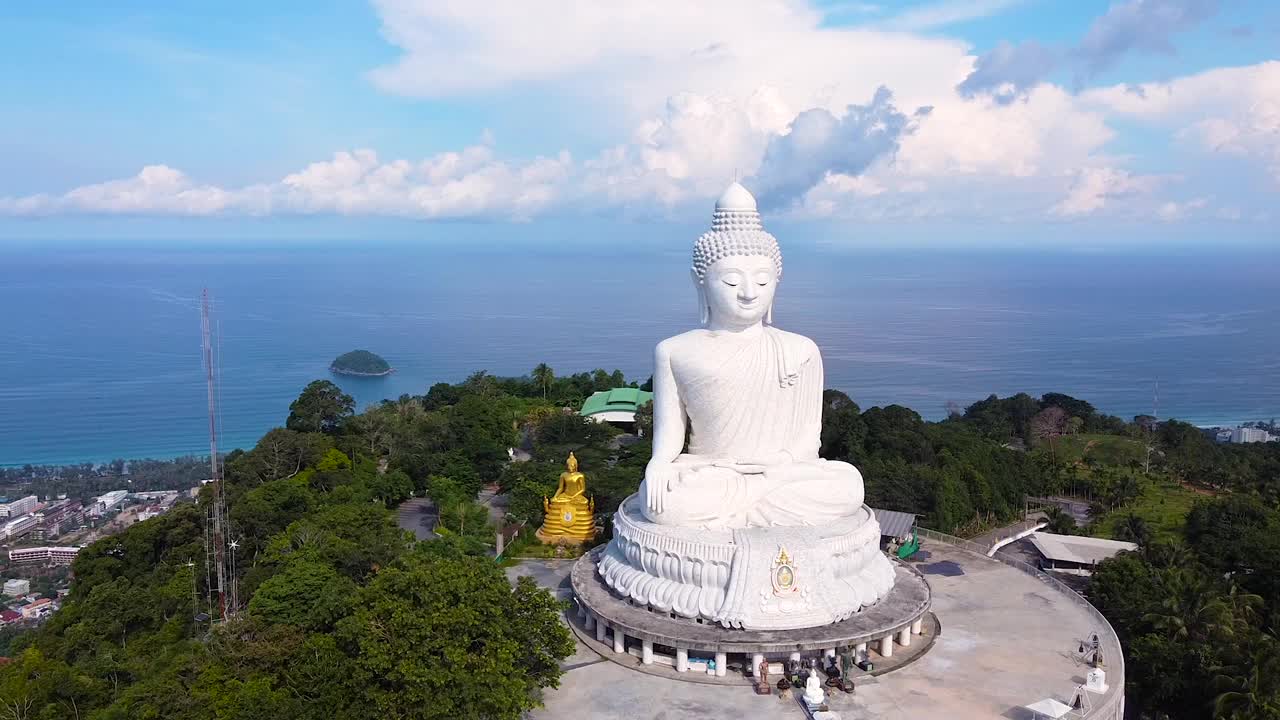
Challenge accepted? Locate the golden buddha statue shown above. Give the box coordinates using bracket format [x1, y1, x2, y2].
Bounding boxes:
[536, 452, 597, 544]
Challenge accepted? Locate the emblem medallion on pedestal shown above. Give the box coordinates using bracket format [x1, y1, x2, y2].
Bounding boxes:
[771, 547, 797, 596]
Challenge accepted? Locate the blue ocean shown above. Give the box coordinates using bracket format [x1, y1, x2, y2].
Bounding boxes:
[0, 242, 1276, 466]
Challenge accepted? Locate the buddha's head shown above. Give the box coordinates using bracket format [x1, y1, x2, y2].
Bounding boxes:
[692, 183, 782, 328]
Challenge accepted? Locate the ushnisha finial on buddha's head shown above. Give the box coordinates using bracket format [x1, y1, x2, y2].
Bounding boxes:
[639, 183, 866, 530]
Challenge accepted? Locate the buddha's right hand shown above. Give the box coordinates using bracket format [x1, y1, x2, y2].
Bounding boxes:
[643, 463, 682, 515]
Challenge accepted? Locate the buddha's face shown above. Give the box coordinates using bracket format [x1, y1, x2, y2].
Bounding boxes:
[702, 254, 778, 326]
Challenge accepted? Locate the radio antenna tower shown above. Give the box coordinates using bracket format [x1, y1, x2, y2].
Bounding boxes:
[1144, 378, 1159, 475]
[201, 289, 235, 622]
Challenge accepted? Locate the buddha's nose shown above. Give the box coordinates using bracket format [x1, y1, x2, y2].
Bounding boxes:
[740, 283, 758, 301]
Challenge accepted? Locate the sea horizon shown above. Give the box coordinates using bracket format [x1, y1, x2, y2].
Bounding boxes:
[1, 241, 1276, 468]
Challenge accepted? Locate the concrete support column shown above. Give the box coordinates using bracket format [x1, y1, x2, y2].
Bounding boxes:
[752, 653, 765, 676]
[824, 647, 836, 658]
[676, 648, 689, 673]
[855, 642, 868, 662]
[584, 613, 596, 631]
[789, 651, 802, 663]
[714, 651, 727, 677]
[879, 634, 894, 658]
[911, 618, 924, 635]
[641, 639, 654, 665]
[576, 603, 586, 619]
[613, 629, 626, 655]
[595, 619, 608, 644]
[898, 627, 912, 648]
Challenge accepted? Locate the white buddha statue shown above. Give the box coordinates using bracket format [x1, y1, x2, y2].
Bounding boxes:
[594, 182, 895, 631]
[803, 668, 826, 708]
[639, 182, 864, 530]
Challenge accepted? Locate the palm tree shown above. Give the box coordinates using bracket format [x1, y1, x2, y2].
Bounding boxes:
[1212, 642, 1280, 719]
[1143, 569, 1232, 643]
[1222, 583, 1264, 633]
[1143, 540, 1194, 570]
[1043, 506, 1077, 535]
[1115, 513, 1151, 546]
[531, 363, 554, 400]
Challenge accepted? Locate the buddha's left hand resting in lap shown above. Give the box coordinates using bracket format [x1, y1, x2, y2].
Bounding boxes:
[639, 184, 865, 530]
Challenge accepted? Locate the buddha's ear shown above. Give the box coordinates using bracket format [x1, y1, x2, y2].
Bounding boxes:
[691, 269, 709, 325]
[766, 302, 773, 325]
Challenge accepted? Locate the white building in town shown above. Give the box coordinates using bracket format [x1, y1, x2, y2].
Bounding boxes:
[1231, 427, 1273, 444]
[21, 598, 53, 619]
[3, 579, 30, 596]
[0, 496, 39, 518]
[1, 515, 37, 541]
[89, 490, 129, 517]
[9, 546, 81, 566]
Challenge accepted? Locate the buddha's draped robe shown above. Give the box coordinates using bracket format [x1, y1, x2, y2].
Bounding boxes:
[651, 326, 864, 529]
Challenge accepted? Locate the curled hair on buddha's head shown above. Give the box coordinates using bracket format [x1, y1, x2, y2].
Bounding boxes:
[690, 230, 783, 282]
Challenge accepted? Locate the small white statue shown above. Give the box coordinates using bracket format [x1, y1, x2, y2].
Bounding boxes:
[803, 668, 826, 707]
[1085, 667, 1109, 694]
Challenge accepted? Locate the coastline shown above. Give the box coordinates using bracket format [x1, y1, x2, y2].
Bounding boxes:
[329, 366, 395, 377]
[3, 245, 1275, 475]
[1, 411, 1269, 469]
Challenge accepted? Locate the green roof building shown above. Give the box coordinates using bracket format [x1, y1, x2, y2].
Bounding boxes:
[579, 387, 653, 426]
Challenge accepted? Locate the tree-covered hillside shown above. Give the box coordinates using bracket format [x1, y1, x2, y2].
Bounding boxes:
[1, 367, 1276, 719]
[0, 370, 585, 720]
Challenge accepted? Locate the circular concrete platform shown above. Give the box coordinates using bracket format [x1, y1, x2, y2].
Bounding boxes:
[537, 538, 1125, 720]
[565, 607, 942, 686]
[572, 546, 932, 667]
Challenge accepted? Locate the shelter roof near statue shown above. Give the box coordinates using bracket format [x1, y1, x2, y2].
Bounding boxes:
[579, 388, 654, 418]
[1025, 697, 1074, 719]
[1029, 532, 1137, 566]
[871, 508, 917, 540]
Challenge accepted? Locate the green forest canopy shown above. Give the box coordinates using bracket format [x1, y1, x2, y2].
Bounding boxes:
[1, 365, 1276, 720]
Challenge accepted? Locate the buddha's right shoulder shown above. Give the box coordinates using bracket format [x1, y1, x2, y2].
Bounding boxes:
[655, 330, 708, 359]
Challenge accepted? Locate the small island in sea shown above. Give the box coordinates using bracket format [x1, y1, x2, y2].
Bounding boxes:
[329, 349, 393, 377]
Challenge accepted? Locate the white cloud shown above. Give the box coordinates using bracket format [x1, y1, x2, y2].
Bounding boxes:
[1083, 61, 1280, 181]
[1076, 0, 1219, 77]
[0, 165, 233, 216]
[751, 88, 927, 209]
[5, 2, 1274, 228]
[1154, 197, 1208, 221]
[880, 0, 1025, 31]
[0, 146, 572, 220]
[1050, 167, 1167, 216]
[368, 0, 973, 119]
[896, 84, 1115, 179]
[956, 40, 1057, 103]
[579, 91, 777, 209]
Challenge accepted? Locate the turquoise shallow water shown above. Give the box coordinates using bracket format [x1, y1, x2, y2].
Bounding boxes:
[0, 243, 1276, 466]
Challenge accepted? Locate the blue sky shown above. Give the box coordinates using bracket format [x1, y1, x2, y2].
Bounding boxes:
[1, 0, 1277, 246]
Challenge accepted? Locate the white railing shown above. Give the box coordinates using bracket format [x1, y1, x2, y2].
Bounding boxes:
[987, 522, 1048, 557]
[915, 527, 1126, 720]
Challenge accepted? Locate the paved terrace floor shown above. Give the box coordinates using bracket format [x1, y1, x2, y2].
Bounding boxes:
[518, 539, 1122, 720]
